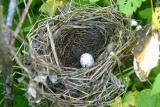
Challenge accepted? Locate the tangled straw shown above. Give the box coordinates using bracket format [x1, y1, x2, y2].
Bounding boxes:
[14, 6, 135, 106]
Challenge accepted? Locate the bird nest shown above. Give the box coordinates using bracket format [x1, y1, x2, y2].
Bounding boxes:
[15, 6, 135, 107]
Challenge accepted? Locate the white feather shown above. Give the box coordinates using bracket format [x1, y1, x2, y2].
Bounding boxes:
[131, 19, 138, 27]
[27, 83, 37, 99]
[139, 33, 159, 71]
[34, 74, 47, 83]
[134, 33, 159, 81]
[49, 74, 58, 84]
[136, 25, 142, 31]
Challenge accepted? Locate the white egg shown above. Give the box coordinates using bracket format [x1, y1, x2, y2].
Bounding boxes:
[80, 53, 95, 68]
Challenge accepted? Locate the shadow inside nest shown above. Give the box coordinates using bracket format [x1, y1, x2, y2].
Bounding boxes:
[56, 27, 107, 68]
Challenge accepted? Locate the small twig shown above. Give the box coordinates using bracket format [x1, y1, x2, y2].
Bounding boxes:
[47, 23, 61, 72]
[11, 50, 31, 74]
[5, 0, 16, 46]
[6, 0, 16, 27]
[15, 0, 32, 36]
[23, 0, 32, 25]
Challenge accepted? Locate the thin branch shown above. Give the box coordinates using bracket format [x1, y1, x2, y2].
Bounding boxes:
[0, 2, 13, 107]
[23, 0, 32, 25]
[15, 0, 32, 36]
[4, 0, 16, 46]
[0, 0, 17, 107]
[6, 0, 16, 27]
[11, 50, 31, 74]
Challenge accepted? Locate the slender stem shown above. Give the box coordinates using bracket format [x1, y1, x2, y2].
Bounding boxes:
[6, 0, 16, 27]
[23, 0, 32, 25]
[150, 0, 154, 13]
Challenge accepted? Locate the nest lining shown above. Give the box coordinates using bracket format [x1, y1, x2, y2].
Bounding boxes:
[16, 6, 135, 106]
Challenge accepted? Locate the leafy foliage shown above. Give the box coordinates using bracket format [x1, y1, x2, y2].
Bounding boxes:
[152, 7, 160, 30]
[117, 0, 146, 16]
[13, 87, 29, 107]
[89, 0, 100, 3]
[122, 91, 139, 107]
[39, 0, 64, 16]
[0, 74, 5, 106]
[151, 73, 160, 95]
[137, 89, 160, 107]
[97, 0, 111, 7]
[110, 97, 123, 107]
[138, 8, 152, 23]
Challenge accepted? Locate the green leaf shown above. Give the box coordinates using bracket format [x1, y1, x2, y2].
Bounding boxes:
[122, 91, 139, 107]
[89, 0, 99, 3]
[96, 0, 111, 7]
[151, 73, 160, 95]
[0, 74, 5, 106]
[13, 84, 29, 107]
[75, 0, 90, 5]
[152, 7, 160, 30]
[117, 0, 146, 16]
[13, 95, 29, 107]
[22, 25, 33, 33]
[137, 89, 160, 107]
[110, 97, 123, 107]
[139, 8, 152, 23]
[39, 0, 64, 16]
[18, 0, 24, 5]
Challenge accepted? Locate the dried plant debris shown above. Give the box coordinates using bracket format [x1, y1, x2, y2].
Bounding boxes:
[14, 6, 135, 106]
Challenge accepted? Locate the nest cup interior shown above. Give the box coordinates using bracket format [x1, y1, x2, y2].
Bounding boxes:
[46, 7, 130, 69]
[23, 6, 134, 106]
[56, 24, 107, 68]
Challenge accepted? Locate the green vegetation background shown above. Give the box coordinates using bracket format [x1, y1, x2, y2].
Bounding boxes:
[0, 0, 160, 107]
